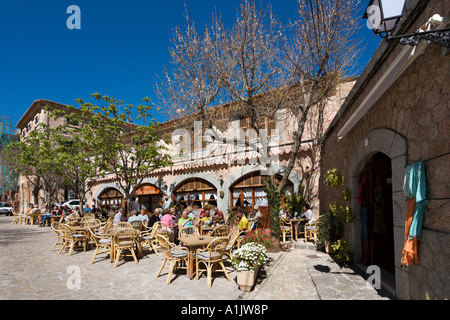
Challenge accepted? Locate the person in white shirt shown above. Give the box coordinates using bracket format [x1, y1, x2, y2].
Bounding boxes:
[138, 209, 149, 224]
[113, 208, 126, 225]
[302, 204, 315, 224]
[127, 210, 141, 223]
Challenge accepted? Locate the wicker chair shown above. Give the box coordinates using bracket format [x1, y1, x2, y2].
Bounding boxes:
[159, 222, 174, 243]
[25, 209, 41, 225]
[224, 228, 241, 259]
[99, 218, 113, 234]
[178, 226, 199, 238]
[304, 216, 320, 244]
[50, 221, 64, 252]
[88, 227, 112, 264]
[130, 220, 145, 232]
[195, 236, 230, 288]
[210, 225, 230, 237]
[113, 228, 139, 267]
[58, 224, 88, 255]
[11, 211, 24, 224]
[280, 218, 293, 243]
[84, 219, 101, 229]
[141, 222, 161, 255]
[156, 235, 189, 284]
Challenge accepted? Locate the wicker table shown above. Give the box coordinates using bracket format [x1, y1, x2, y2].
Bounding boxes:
[286, 218, 307, 241]
[178, 235, 215, 279]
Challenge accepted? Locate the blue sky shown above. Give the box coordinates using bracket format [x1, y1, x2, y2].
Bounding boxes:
[0, 0, 380, 127]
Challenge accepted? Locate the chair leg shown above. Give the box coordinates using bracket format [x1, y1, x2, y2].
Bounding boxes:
[167, 260, 175, 284]
[130, 248, 139, 264]
[220, 261, 230, 281]
[69, 241, 75, 256]
[207, 264, 212, 288]
[157, 258, 167, 277]
[114, 248, 121, 267]
[51, 238, 60, 251]
[91, 247, 100, 264]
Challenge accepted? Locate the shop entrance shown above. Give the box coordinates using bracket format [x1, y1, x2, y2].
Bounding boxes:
[359, 152, 395, 274]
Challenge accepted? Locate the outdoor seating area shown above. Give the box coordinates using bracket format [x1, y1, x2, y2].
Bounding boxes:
[9, 201, 320, 292]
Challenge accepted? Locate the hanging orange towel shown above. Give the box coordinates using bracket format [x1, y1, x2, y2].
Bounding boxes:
[401, 198, 419, 265]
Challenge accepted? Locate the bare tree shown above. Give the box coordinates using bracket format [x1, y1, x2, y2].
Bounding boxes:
[155, 0, 361, 236]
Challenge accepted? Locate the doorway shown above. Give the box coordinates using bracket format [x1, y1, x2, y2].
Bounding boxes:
[359, 152, 395, 274]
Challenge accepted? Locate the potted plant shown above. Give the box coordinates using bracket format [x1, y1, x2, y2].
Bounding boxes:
[231, 242, 267, 291]
[317, 209, 343, 253]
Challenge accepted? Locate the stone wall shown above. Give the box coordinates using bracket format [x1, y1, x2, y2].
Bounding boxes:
[320, 0, 449, 300]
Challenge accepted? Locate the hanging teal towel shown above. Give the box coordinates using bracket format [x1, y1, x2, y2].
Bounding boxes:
[403, 161, 428, 238]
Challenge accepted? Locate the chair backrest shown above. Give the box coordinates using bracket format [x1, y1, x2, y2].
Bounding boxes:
[210, 225, 229, 237]
[103, 218, 113, 234]
[114, 228, 138, 247]
[204, 237, 229, 260]
[281, 218, 291, 227]
[228, 228, 240, 247]
[179, 226, 198, 238]
[247, 220, 256, 232]
[130, 220, 144, 231]
[88, 227, 100, 244]
[115, 222, 132, 230]
[59, 224, 74, 239]
[156, 234, 173, 259]
[51, 221, 62, 235]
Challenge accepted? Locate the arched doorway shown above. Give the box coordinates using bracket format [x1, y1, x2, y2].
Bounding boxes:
[359, 152, 395, 274]
[173, 178, 218, 209]
[98, 188, 124, 211]
[135, 184, 163, 211]
[230, 172, 293, 229]
[358, 152, 395, 274]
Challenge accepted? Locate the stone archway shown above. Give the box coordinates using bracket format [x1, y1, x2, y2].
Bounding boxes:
[346, 128, 408, 298]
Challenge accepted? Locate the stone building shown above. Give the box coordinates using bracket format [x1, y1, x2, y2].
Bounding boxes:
[15, 79, 355, 228]
[15, 100, 80, 212]
[320, 0, 449, 300]
[88, 79, 356, 229]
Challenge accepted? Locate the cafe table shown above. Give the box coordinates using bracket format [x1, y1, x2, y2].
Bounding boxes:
[199, 225, 215, 235]
[178, 235, 215, 279]
[286, 218, 307, 241]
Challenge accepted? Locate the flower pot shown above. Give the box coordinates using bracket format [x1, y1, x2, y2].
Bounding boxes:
[236, 268, 258, 292]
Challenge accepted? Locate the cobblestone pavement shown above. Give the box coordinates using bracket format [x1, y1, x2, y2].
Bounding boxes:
[0, 216, 393, 300]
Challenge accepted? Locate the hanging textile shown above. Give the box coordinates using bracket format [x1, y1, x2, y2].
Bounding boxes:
[401, 161, 428, 265]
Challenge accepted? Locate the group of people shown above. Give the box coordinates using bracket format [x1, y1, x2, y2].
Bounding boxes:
[26, 198, 316, 242]
[279, 203, 315, 224]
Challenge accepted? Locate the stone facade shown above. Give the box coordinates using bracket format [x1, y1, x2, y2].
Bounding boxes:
[87, 79, 356, 227]
[320, 0, 449, 300]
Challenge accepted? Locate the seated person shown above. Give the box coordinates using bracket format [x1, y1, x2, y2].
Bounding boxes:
[40, 207, 53, 227]
[138, 209, 149, 224]
[127, 210, 141, 223]
[236, 208, 248, 233]
[178, 209, 194, 227]
[279, 204, 292, 220]
[113, 208, 126, 225]
[200, 210, 213, 226]
[211, 205, 224, 223]
[302, 204, 315, 224]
